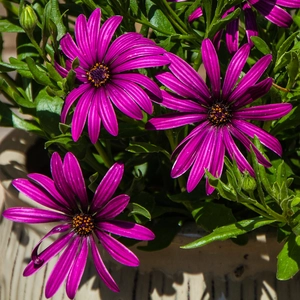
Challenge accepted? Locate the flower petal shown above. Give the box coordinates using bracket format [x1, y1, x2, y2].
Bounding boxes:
[232, 119, 282, 156]
[24, 232, 74, 276]
[222, 43, 250, 99]
[225, 17, 239, 54]
[202, 38, 221, 98]
[66, 238, 88, 299]
[276, 0, 300, 8]
[98, 220, 155, 240]
[87, 8, 101, 60]
[234, 103, 292, 121]
[244, 3, 258, 46]
[95, 230, 139, 266]
[97, 15, 123, 62]
[146, 113, 206, 130]
[88, 95, 101, 144]
[188, 7, 203, 22]
[45, 237, 80, 298]
[63, 152, 89, 209]
[96, 194, 130, 219]
[3, 207, 69, 223]
[91, 163, 124, 211]
[90, 236, 120, 292]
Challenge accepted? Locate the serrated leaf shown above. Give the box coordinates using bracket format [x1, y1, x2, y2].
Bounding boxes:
[181, 217, 276, 249]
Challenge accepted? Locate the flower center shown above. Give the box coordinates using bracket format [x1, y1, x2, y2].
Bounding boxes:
[72, 213, 95, 236]
[208, 102, 232, 126]
[86, 63, 110, 87]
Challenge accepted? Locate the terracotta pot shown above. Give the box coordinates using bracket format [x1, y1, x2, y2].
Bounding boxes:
[0, 129, 299, 300]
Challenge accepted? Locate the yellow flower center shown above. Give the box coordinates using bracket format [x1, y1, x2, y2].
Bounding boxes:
[86, 63, 110, 87]
[208, 103, 232, 126]
[72, 213, 95, 236]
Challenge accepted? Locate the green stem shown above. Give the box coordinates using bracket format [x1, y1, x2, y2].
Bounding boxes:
[27, 34, 49, 62]
[94, 141, 114, 169]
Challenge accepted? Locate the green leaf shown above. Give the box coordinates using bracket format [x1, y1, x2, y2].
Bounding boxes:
[277, 234, 300, 280]
[0, 19, 24, 32]
[126, 142, 170, 158]
[36, 89, 64, 136]
[181, 217, 276, 249]
[251, 36, 271, 55]
[277, 31, 299, 62]
[286, 51, 299, 89]
[128, 203, 152, 221]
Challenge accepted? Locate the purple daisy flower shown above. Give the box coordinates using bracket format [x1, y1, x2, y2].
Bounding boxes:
[218, 0, 300, 53]
[57, 8, 169, 143]
[2, 152, 154, 299]
[146, 38, 292, 194]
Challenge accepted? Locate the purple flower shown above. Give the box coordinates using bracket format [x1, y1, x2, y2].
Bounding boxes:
[57, 8, 169, 143]
[167, 0, 203, 22]
[146, 38, 292, 194]
[219, 0, 300, 53]
[2, 152, 154, 299]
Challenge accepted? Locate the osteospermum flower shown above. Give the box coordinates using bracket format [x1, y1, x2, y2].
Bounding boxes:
[2, 152, 154, 299]
[57, 8, 169, 143]
[146, 38, 292, 194]
[218, 0, 300, 53]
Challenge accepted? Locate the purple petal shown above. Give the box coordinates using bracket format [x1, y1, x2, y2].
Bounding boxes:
[232, 77, 273, 108]
[87, 8, 101, 59]
[160, 90, 207, 112]
[202, 38, 221, 99]
[60, 33, 90, 69]
[228, 125, 271, 167]
[61, 83, 91, 123]
[249, 0, 293, 27]
[66, 238, 88, 299]
[24, 232, 74, 276]
[90, 236, 120, 292]
[113, 73, 162, 99]
[3, 207, 69, 223]
[228, 55, 272, 103]
[163, 52, 211, 102]
[276, 0, 300, 8]
[97, 15, 123, 62]
[95, 230, 139, 266]
[51, 152, 77, 210]
[97, 87, 119, 136]
[96, 194, 130, 219]
[222, 43, 250, 99]
[146, 113, 206, 130]
[55, 61, 68, 77]
[91, 163, 124, 211]
[12, 178, 67, 211]
[226, 17, 239, 54]
[27, 173, 71, 211]
[222, 127, 255, 176]
[156, 72, 208, 104]
[98, 220, 155, 240]
[63, 152, 89, 209]
[244, 3, 258, 46]
[111, 78, 153, 114]
[112, 56, 170, 73]
[45, 237, 80, 298]
[71, 88, 93, 142]
[106, 83, 143, 119]
[75, 14, 94, 65]
[187, 128, 217, 192]
[206, 131, 225, 194]
[88, 95, 101, 144]
[105, 33, 154, 64]
[232, 119, 282, 156]
[188, 7, 203, 22]
[234, 103, 292, 121]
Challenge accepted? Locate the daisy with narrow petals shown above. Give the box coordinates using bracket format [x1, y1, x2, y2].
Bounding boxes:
[146, 38, 292, 194]
[218, 0, 300, 53]
[57, 8, 169, 143]
[3, 152, 154, 299]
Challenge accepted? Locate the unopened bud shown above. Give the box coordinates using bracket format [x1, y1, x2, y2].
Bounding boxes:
[20, 6, 38, 34]
[242, 175, 257, 193]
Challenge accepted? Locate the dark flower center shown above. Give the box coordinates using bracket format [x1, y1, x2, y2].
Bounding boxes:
[72, 213, 95, 236]
[208, 102, 232, 126]
[86, 63, 110, 87]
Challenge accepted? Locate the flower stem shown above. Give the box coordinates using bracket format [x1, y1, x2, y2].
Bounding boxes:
[94, 141, 114, 169]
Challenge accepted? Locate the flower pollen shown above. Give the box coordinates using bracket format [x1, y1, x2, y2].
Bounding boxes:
[72, 213, 95, 236]
[208, 102, 232, 126]
[86, 63, 110, 87]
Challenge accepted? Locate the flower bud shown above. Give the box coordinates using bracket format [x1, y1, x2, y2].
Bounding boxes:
[242, 175, 257, 193]
[20, 6, 38, 34]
